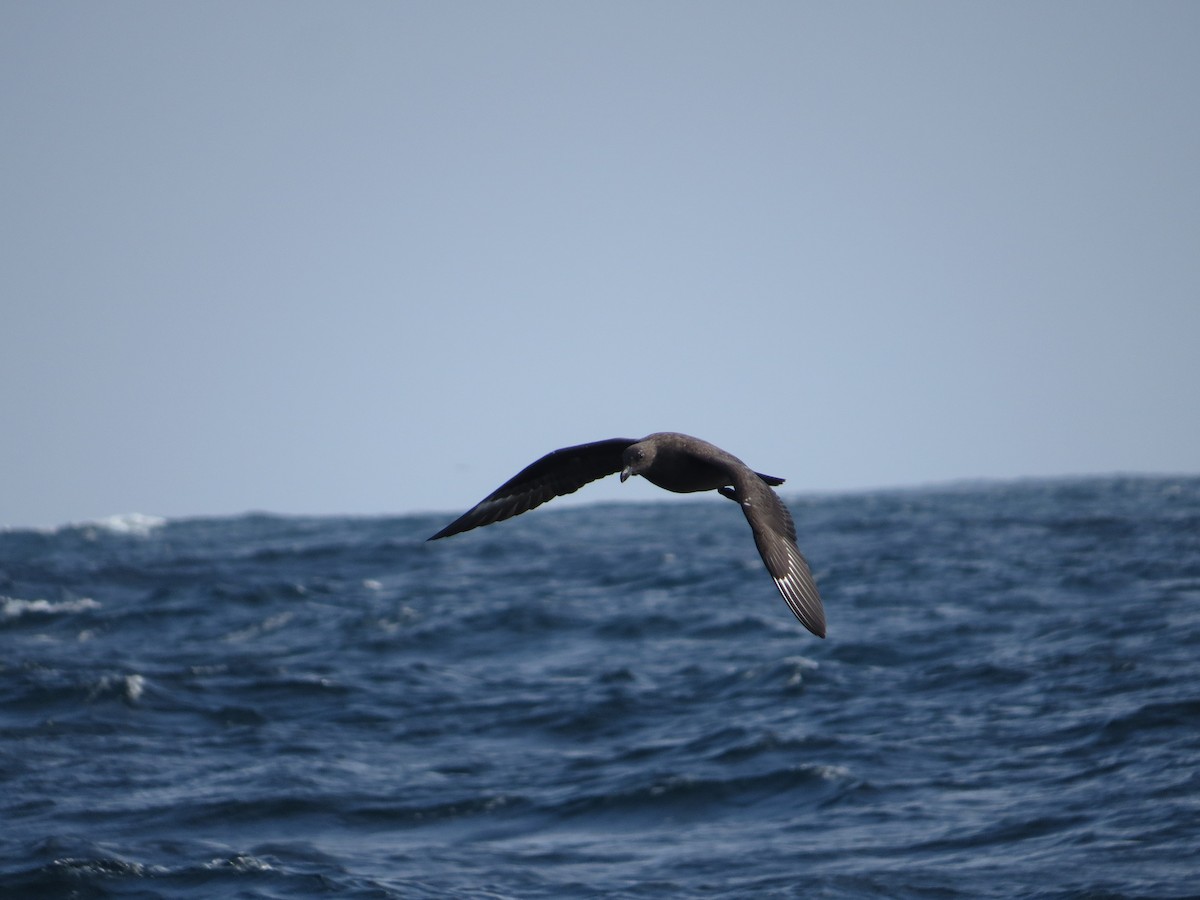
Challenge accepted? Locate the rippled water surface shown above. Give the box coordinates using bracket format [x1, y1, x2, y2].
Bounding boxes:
[2, 476, 1198, 898]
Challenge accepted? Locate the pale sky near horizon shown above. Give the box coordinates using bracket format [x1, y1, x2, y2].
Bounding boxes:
[3, 2, 1198, 529]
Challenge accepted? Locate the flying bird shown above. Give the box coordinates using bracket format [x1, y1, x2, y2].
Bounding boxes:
[428, 432, 826, 638]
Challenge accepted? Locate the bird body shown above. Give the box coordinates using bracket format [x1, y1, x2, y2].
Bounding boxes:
[429, 432, 826, 638]
[621, 432, 782, 493]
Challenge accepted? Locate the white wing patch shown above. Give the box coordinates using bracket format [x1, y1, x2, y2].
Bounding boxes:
[772, 544, 826, 638]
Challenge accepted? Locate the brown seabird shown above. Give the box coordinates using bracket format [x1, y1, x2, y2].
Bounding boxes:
[428, 432, 826, 638]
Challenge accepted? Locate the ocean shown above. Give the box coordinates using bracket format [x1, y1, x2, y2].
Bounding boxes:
[2, 476, 1198, 899]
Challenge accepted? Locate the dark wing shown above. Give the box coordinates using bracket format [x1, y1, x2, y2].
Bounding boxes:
[734, 474, 826, 638]
[428, 438, 635, 540]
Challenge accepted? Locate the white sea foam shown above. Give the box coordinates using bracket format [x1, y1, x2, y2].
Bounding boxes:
[205, 854, 275, 873]
[224, 610, 295, 643]
[87, 672, 147, 703]
[85, 512, 167, 537]
[2, 513, 165, 536]
[810, 763, 853, 781]
[123, 674, 146, 702]
[1, 596, 100, 619]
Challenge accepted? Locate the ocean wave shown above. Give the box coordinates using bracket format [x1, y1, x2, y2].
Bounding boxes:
[88, 672, 146, 703]
[77, 512, 167, 537]
[1, 595, 100, 619]
[1, 475, 1197, 899]
[551, 762, 856, 822]
[2, 512, 170, 539]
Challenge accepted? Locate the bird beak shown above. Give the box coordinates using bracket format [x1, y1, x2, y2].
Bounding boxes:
[620, 466, 632, 483]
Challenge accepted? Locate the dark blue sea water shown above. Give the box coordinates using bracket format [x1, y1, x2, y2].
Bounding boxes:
[2, 476, 1199, 899]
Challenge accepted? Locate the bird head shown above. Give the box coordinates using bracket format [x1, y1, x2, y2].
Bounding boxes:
[620, 442, 654, 482]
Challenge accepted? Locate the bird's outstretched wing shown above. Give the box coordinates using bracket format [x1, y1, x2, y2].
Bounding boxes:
[428, 438, 635, 540]
[734, 475, 826, 638]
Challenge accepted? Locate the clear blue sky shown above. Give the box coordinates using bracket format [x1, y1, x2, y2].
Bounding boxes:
[3, 2, 1198, 528]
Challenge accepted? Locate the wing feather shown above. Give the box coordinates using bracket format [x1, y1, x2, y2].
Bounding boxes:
[428, 438, 634, 540]
[736, 475, 826, 638]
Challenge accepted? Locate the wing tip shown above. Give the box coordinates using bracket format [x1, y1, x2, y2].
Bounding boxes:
[789, 600, 826, 639]
[774, 567, 827, 639]
[427, 519, 466, 541]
